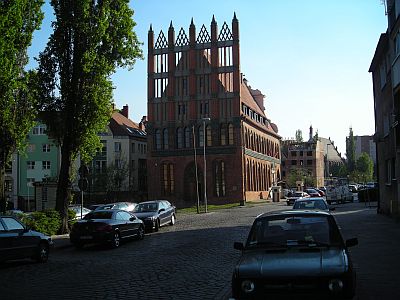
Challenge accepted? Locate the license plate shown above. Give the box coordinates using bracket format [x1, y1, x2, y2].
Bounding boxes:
[80, 236, 93, 240]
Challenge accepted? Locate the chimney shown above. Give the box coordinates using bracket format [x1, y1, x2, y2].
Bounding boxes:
[121, 105, 129, 118]
[139, 116, 148, 131]
[309, 125, 313, 141]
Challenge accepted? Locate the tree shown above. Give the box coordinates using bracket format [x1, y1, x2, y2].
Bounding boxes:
[295, 129, 303, 142]
[346, 127, 356, 172]
[37, 0, 143, 232]
[355, 152, 374, 182]
[0, 0, 44, 212]
[286, 168, 316, 188]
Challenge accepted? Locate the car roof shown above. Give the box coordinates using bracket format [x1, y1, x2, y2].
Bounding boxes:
[294, 197, 325, 202]
[138, 200, 166, 204]
[256, 209, 330, 219]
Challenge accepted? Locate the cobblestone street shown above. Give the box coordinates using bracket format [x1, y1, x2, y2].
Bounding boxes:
[1, 201, 400, 300]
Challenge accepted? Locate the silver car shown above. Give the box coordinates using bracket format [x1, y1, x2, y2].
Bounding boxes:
[232, 210, 358, 299]
[293, 197, 334, 212]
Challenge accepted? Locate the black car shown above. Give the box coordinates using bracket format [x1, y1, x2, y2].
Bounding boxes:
[0, 215, 53, 263]
[94, 202, 137, 212]
[232, 210, 358, 299]
[133, 200, 176, 232]
[69, 209, 144, 249]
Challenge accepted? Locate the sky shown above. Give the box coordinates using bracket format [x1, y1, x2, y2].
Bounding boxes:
[27, 0, 388, 157]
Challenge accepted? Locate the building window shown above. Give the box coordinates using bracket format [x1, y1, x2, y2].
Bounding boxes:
[307, 159, 313, 166]
[131, 143, 135, 153]
[291, 151, 297, 157]
[5, 180, 12, 192]
[291, 160, 297, 166]
[114, 142, 121, 152]
[177, 128, 183, 149]
[220, 124, 227, 146]
[199, 125, 204, 147]
[228, 123, 234, 145]
[184, 127, 191, 148]
[32, 124, 46, 135]
[155, 129, 161, 150]
[161, 163, 174, 196]
[95, 160, 107, 173]
[27, 161, 35, 170]
[163, 128, 169, 150]
[206, 125, 212, 146]
[115, 159, 122, 169]
[42, 144, 51, 152]
[42, 161, 51, 170]
[307, 151, 312, 156]
[215, 160, 226, 197]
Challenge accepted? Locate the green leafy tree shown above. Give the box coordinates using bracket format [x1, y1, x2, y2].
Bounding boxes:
[36, 0, 143, 232]
[286, 168, 316, 188]
[0, 0, 44, 212]
[355, 152, 374, 182]
[295, 129, 303, 142]
[346, 127, 356, 172]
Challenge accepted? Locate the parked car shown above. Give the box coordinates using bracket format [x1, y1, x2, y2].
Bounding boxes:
[286, 191, 310, 206]
[69, 209, 144, 249]
[94, 202, 137, 212]
[0, 215, 53, 263]
[348, 184, 358, 193]
[133, 200, 176, 232]
[69, 205, 91, 219]
[318, 186, 327, 193]
[314, 188, 326, 197]
[232, 210, 358, 299]
[293, 197, 334, 212]
[304, 188, 322, 197]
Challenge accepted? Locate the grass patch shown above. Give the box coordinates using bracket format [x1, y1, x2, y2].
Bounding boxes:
[177, 202, 241, 214]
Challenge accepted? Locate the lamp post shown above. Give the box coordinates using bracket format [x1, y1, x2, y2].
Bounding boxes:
[192, 126, 200, 214]
[326, 142, 331, 180]
[202, 117, 210, 213]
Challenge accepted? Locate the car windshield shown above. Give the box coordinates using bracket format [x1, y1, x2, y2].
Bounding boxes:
[293, 200, 327, 210]
[134, 203, 158, 213]
[84, 211, 113, 220]
[246, 215, 341, 248]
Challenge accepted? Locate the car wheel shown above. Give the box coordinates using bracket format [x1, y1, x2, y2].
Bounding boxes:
[111, 231, 121, 248]
[34, 242, 49, 263]
[170, 214, 176, 226]
[154, 219, 160, 232]
[137, 225, 145, 240]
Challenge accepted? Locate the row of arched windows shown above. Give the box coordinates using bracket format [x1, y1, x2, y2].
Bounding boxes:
[245, 159, 275, 192]
[244, 128, 280, 159]
[154, 123, 235, 150]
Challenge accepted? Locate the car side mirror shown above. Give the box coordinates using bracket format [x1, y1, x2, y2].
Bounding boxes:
[158, 208, 165, 213]
[234, 242, 244, 251]
[329, 207, 336, 211]
[345, 238, 358, 247]
[129, 217, 136, 221]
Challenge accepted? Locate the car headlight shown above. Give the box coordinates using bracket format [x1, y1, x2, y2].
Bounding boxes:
[328, 279, 343, 292]
[241, 280, 255, 293]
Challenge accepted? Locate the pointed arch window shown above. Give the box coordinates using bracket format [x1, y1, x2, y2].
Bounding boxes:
[155, 129, 161, 150]
[161, 162, 174, 196]
[163, 129, 169, 150]
[177, 128, 183, 149]
[215, 160, 226, 197]
[228, 123, 234, 145]
[220, 124, 227, 146]
[206, 125, 212, 146]
[184, 127, 191, 148]
[199, 125, 204, 147]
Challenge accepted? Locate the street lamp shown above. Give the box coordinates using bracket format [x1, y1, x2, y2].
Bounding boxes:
[192, 126, 200, 214]
[202, 117, 211, 213]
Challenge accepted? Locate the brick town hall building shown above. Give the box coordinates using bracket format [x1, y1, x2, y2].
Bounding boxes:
[146, 15, 281, 207]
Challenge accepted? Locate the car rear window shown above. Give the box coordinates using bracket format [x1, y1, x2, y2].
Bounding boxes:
[247, 215, 339, 247]
[84, 211, 113, 220]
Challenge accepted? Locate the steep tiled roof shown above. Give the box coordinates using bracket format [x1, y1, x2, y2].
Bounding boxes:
[240, 81, 279, 136]
[109, 112, 146, 138]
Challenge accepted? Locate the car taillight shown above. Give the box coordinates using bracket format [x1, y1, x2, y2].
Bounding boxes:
[96, 224, 112, 232]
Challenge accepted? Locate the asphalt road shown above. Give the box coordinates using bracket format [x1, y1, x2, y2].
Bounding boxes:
[1, 201, 399, 300]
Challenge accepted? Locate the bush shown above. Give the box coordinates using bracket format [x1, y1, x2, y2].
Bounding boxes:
[21, 210, 62, 236]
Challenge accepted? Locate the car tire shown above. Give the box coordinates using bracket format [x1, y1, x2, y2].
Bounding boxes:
[170, 214, 176, 226]
[137, 225, 145, 240]
[111, 231, 121, 248]
[34, 242, 49, 263]
[154, 219, 160, 232]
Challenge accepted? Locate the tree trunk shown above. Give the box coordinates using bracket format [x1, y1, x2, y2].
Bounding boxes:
[0, 163, 6, 213]
[56, 144, 72, 234]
